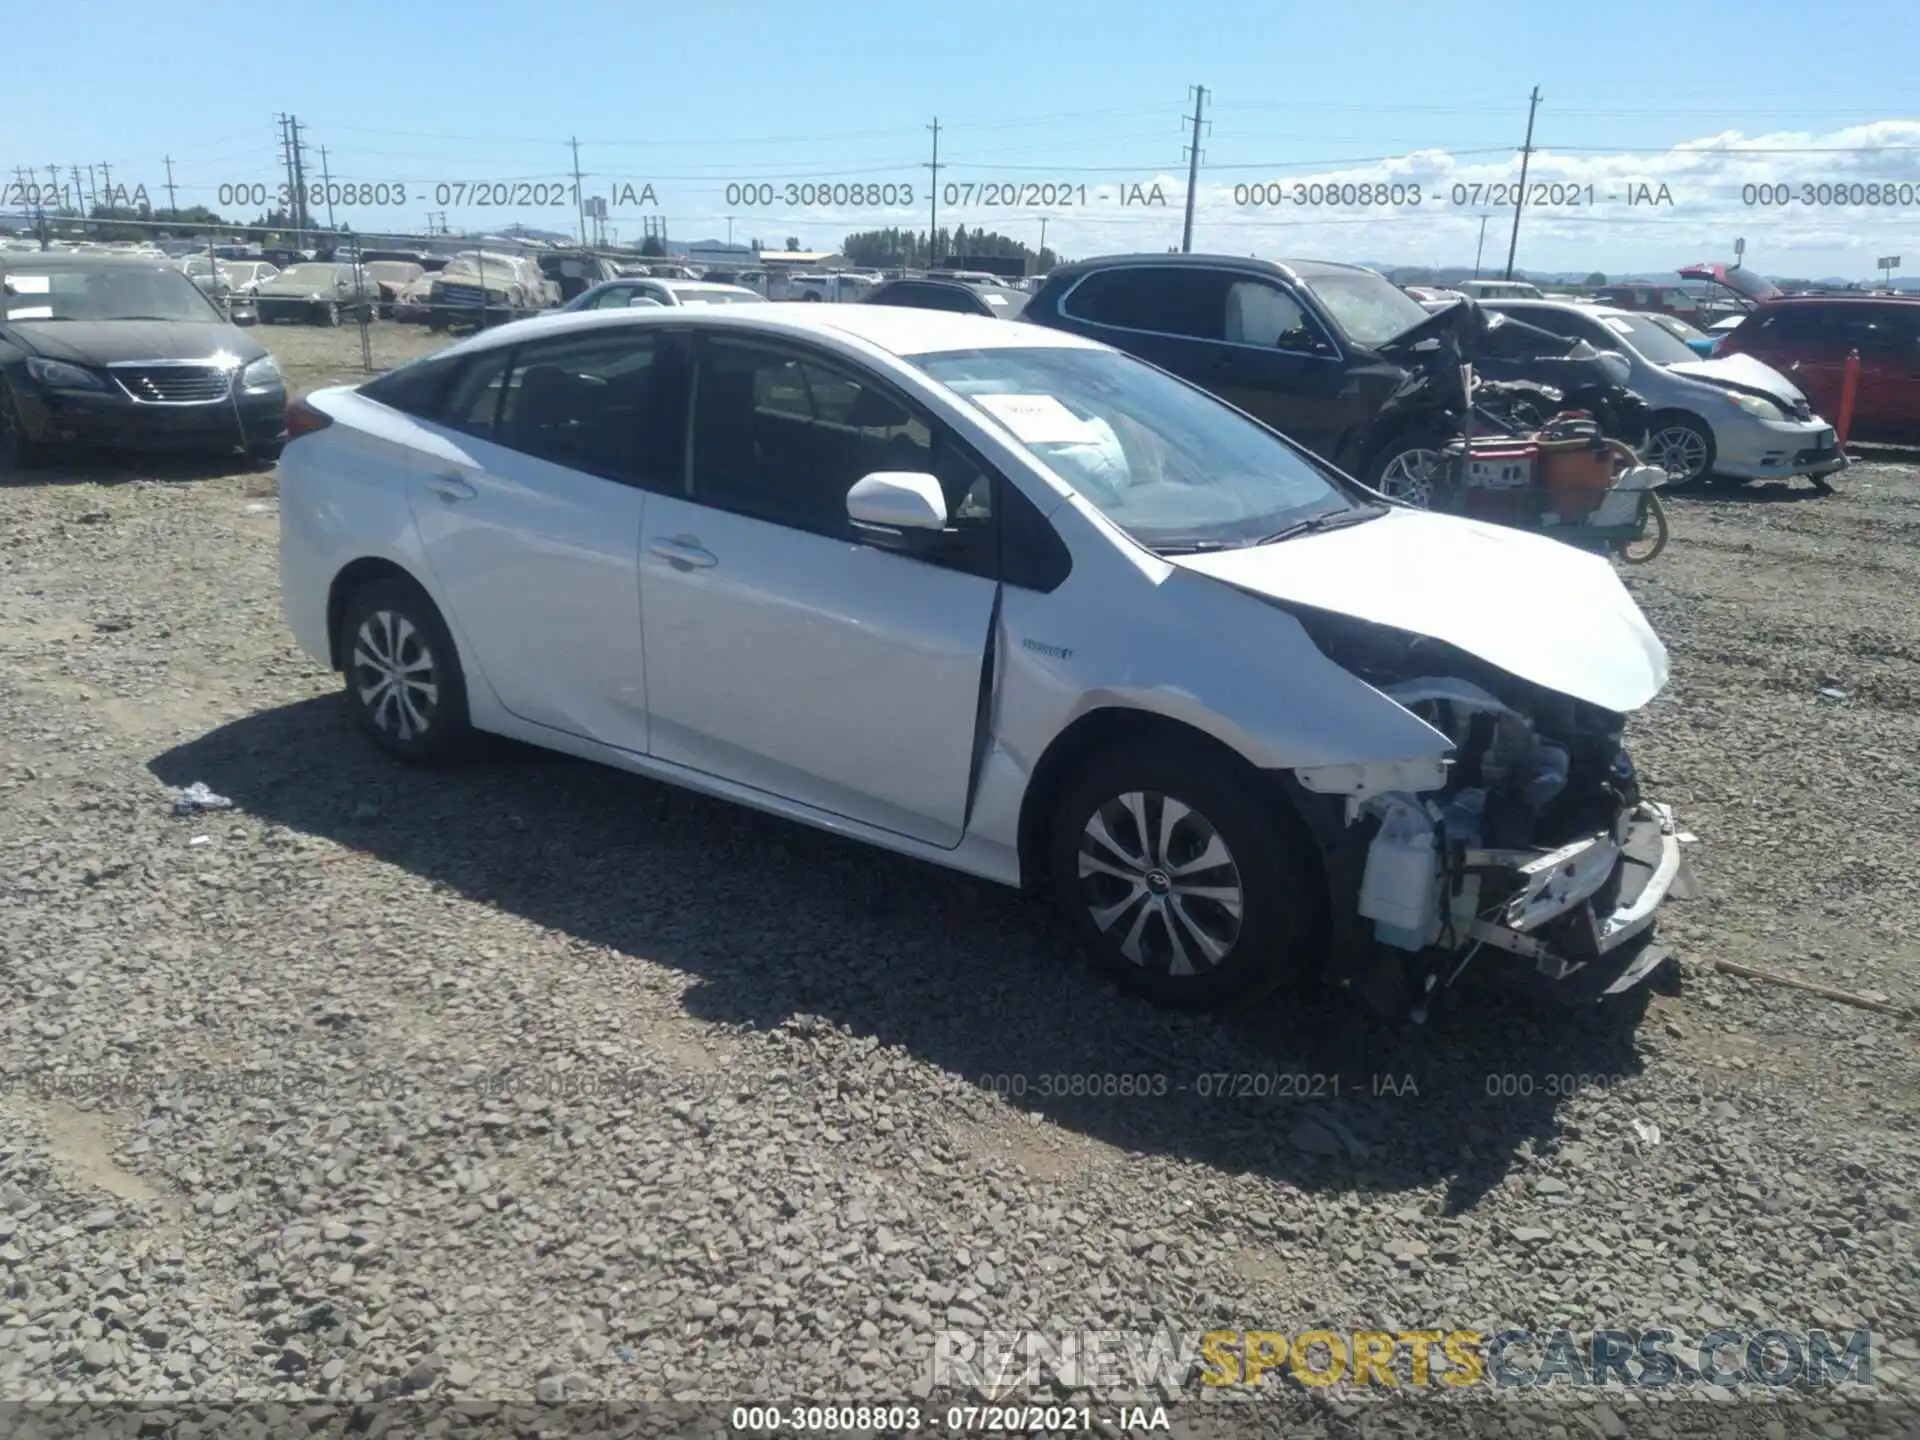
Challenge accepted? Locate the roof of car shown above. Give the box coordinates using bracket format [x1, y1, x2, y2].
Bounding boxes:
[1043, 252, 1379, 283]
[1, 251, 180, 270]
[1759, 293, 1920, 305]
[430, 302, 1101, 359]
[1485, 298, 1636, 319]
[661, 281, 757, 293]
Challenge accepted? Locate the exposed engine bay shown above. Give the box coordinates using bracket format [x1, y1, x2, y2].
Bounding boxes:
[1286, 606, 1699, 1001]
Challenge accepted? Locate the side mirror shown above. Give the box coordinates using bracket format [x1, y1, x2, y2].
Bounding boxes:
[847, 471, 950, 551]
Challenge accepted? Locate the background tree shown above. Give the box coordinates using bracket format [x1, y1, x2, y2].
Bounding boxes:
[1585, 271, 1608, 286]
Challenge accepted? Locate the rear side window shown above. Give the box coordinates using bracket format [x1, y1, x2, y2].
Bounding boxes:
[444, 350, 514, 437]
[493, 331, 668, 485]
[1060, 267, 1234, 341]
[358, 353, 461, 417]
[1834, 305, 1920, 353]
[1752, 306, 1841, 346]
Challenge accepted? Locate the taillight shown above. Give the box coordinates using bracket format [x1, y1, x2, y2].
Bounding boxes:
[286, 398, 332, 438]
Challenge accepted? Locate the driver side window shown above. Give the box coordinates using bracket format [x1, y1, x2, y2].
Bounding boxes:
[1224, 280, 1332, 355]
[688, 339, 995, 575]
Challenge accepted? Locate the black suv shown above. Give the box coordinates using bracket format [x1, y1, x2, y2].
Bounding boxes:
[1023, 254, 1449, 480]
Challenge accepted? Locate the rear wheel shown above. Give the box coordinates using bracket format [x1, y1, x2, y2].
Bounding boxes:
[1048, 740, 1322, 1008]
[337, 577, 472, 764]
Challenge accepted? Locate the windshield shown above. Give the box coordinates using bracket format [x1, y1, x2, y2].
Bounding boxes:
[912, 346, 1353, 551]
[2, 265, 220, 322]
[1299, 268, 1432, 349]
[1649, 314, 1709, 344]
[276, 264, 343, 287]
[1597, 312, 1699, 365]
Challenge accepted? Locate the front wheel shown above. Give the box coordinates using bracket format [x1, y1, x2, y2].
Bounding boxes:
[1643, 412, 1715, 485]
[1048, 741, 1322, 1008]
[338, 577, 472, 764]
[1366, 426, 1456, 508]
[0, 379, 48, 478]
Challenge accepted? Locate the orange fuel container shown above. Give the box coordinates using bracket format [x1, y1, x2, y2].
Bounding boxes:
[1536, 438, 1616, 521]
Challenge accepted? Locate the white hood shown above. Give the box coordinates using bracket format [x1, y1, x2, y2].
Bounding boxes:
[1170, 508, 1670, 713]
[1667, 352, 1806, 408]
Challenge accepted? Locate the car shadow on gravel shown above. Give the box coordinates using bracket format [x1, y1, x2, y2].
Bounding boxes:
[152, 697, 1663, 1214]
[1671, 475, 1834, 503]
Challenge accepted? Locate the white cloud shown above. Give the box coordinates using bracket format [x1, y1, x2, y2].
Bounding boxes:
[789, 119, 1920, 277]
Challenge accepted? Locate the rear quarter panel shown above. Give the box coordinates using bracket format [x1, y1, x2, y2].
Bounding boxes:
[277, 388, 450, 669]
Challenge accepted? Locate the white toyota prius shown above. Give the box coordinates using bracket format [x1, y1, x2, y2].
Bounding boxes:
[278, 305, 1698, 1013]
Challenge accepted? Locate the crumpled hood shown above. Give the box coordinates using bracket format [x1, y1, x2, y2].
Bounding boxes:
[1667, 353, 1806, 408]
[1168, 508, 1670, 713]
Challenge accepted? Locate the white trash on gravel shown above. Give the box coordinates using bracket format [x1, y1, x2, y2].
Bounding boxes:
[171, 781, 233, 816]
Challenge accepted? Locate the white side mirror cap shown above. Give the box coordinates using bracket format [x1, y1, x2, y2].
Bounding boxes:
[847, 471, 948, 532]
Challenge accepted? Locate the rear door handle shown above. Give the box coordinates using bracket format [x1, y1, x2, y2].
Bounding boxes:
[648, 535, 718, 569]
[427, 474, 477, 502]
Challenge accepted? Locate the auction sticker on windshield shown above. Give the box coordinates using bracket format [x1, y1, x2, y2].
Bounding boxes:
[973, 393, 1102, 445]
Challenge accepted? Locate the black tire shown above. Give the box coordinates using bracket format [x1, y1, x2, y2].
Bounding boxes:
[1047, 739, 1323, 1008]
[0, 378, 48, 478]
[247, 441, 285, 468]
[1643, 411, 1716, 485]
[337, 577, 472, 764]
[1364, 424, 1458, 507]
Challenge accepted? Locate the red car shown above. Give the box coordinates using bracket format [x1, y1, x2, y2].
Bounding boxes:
[1716, 295, 1920, 442]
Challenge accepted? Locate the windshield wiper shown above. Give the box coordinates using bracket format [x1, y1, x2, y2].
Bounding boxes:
[1153, 539, 1237, 555]
[1253, 503, 1389, 546]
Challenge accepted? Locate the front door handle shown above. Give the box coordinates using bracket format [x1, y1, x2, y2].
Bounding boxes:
[427, 474, 477, 502]
[648, 535, 717, 569]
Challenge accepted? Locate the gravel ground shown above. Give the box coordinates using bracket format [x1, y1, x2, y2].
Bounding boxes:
[1, 322, 1916, 1437]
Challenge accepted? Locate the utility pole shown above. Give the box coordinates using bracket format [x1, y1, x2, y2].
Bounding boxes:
[277, 115, 299, 236]
[164, 156, 178, 219]
[925, 118, 941, 267]
[1473, 214, 1490, 278]
[1503, 86, 1541, 282]
[288, 115, 310, 245]
[1037, 215, 1048, 264]
[570, 137, 586, 247]
[45, 166, 61, 241]
[318, 145, 337, 233]
[98, 160, 113, 211]
[1181, 84, 1207, 253]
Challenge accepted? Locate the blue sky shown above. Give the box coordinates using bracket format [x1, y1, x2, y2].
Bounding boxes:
[8, 0, 1918, 278]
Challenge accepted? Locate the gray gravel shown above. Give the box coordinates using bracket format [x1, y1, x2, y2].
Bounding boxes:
[1, 326, 1916, 1436]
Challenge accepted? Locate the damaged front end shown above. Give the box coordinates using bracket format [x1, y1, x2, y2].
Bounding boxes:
[1286, 611, 1701, 1008]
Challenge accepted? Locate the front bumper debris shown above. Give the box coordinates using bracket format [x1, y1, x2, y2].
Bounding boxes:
[1462, 800, 1698, 995]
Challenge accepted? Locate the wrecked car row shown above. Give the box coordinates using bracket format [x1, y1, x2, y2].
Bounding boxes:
[1019, 254, 1848, 558]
